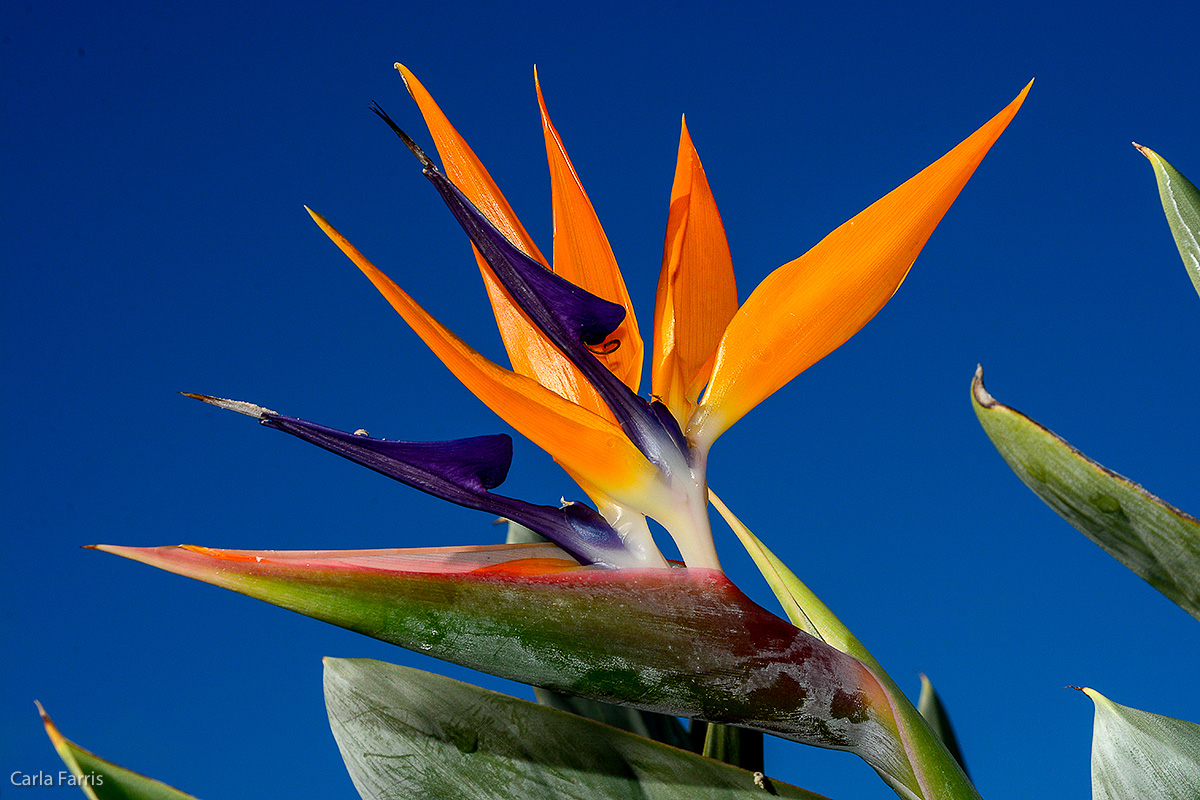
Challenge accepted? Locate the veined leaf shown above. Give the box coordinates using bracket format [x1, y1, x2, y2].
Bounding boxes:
[324, 657, 829, 800]
[972, 366, 1200, 620]
[38, 703, 202, 800]
[1134, 144, 1200, 298]
[1081, 688, 1200, 800]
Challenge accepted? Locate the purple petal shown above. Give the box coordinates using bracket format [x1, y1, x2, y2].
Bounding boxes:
[261, 414, 512, 496]
[184, 394, 642, 568]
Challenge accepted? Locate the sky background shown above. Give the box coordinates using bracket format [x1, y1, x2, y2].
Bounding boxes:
[4, 1, 1199, 797]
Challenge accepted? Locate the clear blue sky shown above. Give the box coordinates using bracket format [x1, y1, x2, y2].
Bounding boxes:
[4, 1, 1198, 798]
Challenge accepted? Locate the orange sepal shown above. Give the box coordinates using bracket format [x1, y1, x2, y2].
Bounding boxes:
[396, 63, 608, 414]
[536, 69, 643, 395]
[653, 117, 739, 423]
[470, 558, 585, 575]
[395, 63, 545, 263]
[307, 206, 659, 501]
[691, 81, 1032, 448]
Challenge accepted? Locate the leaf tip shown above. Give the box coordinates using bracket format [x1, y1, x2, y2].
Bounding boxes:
[971, 364, 996, 407]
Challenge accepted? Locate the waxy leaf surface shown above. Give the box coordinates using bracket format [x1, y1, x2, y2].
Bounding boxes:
[972, 367, 1200, 620]
[1083, 688, 1200, 800]
[325, 657, 829, 800]
[1134, 144, 1200, 298]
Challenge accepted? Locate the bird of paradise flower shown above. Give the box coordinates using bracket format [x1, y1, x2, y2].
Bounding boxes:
[96, 66, 1030, 800]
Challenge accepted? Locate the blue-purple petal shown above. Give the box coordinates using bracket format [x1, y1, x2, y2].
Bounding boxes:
[256, 411, 638, 568]
[261, 415, 511, 496]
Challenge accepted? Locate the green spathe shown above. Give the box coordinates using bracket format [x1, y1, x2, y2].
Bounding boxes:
[92, 542, 920, 791]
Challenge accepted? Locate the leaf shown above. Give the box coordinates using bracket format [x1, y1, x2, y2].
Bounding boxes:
[324, 657, 829, 800]
[916, 676, 968, 777]
[1080, 687, 1200, 800]
[972, 366, 1200, 620]
[1134, 144, 1200, 298]
[37, 702, 203, 800]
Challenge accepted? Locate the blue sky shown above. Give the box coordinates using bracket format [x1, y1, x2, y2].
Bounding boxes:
[4, 1, 1198, 797]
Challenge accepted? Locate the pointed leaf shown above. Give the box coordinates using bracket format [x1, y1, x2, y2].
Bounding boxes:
[972, 366, 1200, 620]
[1134, 144, 1200, 297]
[39, 703, 203, 800]
[691, 82, 1031, 450]
[1081, 688, 1200, 800]
[93, 543, 927, 790]
[537, 69, 644, 393]
[324, 657, 830, 800]
[917, 675, 968, 777]
[654, 117, 739, 423]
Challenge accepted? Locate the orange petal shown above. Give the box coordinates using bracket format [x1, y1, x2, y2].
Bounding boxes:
[536, 69, 644, 395]
[690, 81, 1032, 449]
[395, 63, 546, 264]
[397, 64, 612, 418]
[307, 206, 659, 501]
[653, 117, 739, 423]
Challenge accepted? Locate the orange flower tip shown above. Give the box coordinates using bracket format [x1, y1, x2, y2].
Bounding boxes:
[180, 392, 275, 419]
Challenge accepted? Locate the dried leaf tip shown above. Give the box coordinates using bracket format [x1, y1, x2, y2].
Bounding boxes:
[370, 101, 436, 172]
[180, 392, 276, 419]
[971, 365, 996, 407]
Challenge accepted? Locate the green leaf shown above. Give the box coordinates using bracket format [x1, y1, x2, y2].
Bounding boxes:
[972, 366, 1200, 620]
[916, 675, 968, 777]
[1081, 687, 1200, 800]
[1134, 144, 1200, 298]
[324, 657, 829, 800]
[37, 702, 203, 800]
